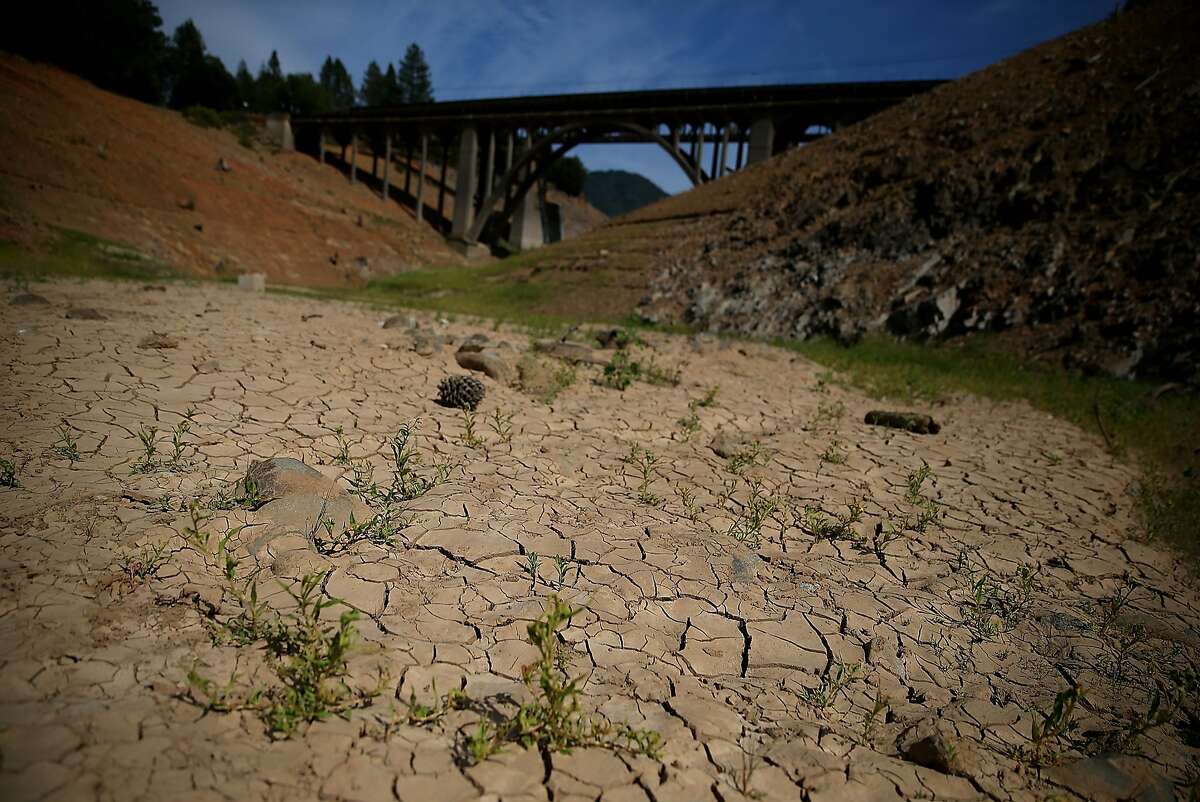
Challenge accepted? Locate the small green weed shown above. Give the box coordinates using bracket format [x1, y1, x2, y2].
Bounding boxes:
[115, 540, 172, 591]
[183, 504, 377, 738]
[459, 409, 484, 449]
[801, 660, 862, 711]
[1026, 685, 1085, 767]
[623, 444, 663, 506]
[0, 458, 15, 488]
[727, 441, 770, 475]
[487, 408, 515, 444]
[860, 692, 890, 745]
[819, 438, 848, 465]
[449, 595, 662, 763]
[728, 479, 778, 549]
[130, 425, 160, 474]
[52, 423, 81, 462]
[797, 502, 865, 543]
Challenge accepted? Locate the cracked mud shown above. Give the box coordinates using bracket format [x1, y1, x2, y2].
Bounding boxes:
[1, 280, 1197, 801]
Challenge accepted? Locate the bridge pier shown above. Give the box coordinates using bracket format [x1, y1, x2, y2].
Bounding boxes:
[718, 125, 731, 177]
[748, 117, 775, 164]
[451, 126, 479, 239]
[483, 130, 496, 197]
[350, 135, 358, 184]
[437, 138, 448, 220]
[382, 134, 391, 202]
[319, 128, 326, 164]
[416, 134, 427, 223]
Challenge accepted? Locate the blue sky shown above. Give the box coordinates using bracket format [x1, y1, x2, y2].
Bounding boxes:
[155, 0, 1116, 194]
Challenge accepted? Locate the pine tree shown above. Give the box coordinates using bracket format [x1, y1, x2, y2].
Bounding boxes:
[360, 60, 385, 106]
[256, 50, 286, 112]
[165, 19, 236, 110]
[235, 60, 255, 109]
[383, 64, 400, 105]
[396, 43, 434, 104]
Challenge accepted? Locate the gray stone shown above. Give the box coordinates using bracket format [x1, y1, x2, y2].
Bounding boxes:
[10, 293, 50, 306]
[730, 551, 762, 582]
[531, 339, 609, 366]
[1046, 754, 1175, 802]
[238, 273, 266, 292]
[455, 349, 514, 383]
[901, 731, 972, 777]
[381, 314, 418, 330]
[65, 307, 107, 320]
[242, 457, 340, 501]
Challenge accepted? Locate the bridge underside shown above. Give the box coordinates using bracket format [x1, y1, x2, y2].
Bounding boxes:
[291, 80, 944, 249]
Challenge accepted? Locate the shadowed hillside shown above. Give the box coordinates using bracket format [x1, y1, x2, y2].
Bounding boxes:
[523, 0, 1199, 385]
[584, 169, 669, 217]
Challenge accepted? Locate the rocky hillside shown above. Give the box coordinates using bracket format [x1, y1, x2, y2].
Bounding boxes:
[0, 53, 459, 286]
[563, 0, 1197, 383]
[584, 170, 669, 217]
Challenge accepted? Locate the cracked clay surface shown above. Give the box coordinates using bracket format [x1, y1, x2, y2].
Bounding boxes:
[1, 280, 1197, 801]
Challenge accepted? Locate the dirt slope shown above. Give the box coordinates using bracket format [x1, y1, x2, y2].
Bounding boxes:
[530, 0, 1199, 383]
[0, 53, 460, 286]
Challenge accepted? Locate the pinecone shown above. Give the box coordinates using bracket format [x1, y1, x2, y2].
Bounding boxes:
[437, 374, 486, 411]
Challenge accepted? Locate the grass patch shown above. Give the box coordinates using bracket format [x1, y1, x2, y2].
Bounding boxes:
[783, 336, 1199, 562]
[0, 226, 176, 283]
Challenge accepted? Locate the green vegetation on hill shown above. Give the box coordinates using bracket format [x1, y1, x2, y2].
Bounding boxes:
[584, 170, 668, 217]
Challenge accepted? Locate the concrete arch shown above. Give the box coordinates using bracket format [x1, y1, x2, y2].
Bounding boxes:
[465, 121, 703, 243]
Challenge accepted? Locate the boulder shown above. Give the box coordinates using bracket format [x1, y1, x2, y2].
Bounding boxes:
[455, 348, 514, 383]
[237, 273, 266, 292]
[899, 729, 975, 777]
[65, 307, 107, 320]
[864, 411, 941, 434]
[241, 457, 341, 501]
[10, 293, 49, 305]
[531, 339, 609, 365]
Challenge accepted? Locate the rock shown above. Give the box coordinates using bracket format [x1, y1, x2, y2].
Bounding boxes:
[864, 411, 941, 434]
[1045, 754, 1174, 802]
[10, 293, 49, 305]
[177, 197, 195, 210]
[531, 339, 609, 365]
[730, 551, 763, 582]
[216, 157, 232, 172]
[381, 314, 417, 330]
[709, 429, 749, 459]
[142, 284, 167, 292]
[65, 307, 106, 320]
[457, 333, 491, 352]
[237, 273, 266, 292]
[455, 348, 514, 383]
[242, 457, 340, 500]
[137, 333, 179, 349]
[411, 332, 442, 357]
[900, 731, 972, 777]
[193, 223, 204, 232]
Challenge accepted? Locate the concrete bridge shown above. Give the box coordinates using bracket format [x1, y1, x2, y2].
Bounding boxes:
[290, 80, 944, 251]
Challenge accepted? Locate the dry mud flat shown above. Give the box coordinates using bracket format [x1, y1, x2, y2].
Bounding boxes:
[0, 280, 1197, 802]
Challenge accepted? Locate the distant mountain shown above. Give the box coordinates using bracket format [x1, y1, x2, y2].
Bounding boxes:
[583, 170, 668, 218]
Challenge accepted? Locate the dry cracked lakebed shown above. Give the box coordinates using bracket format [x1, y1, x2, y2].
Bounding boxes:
[0, 279, 1197, 801]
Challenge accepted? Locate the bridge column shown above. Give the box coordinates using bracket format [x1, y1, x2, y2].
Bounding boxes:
[483, 130, 496, 198]
[747, 117, 775, 164]
[694, 124, 704, 179]
[709, 124, 721, 179]
[437, 137, 448, 220]
[382, 133, 391, 202]
[404, 139, 412, 195]
[510, 134, 543, 250]
[451, 126, 479, 239]
[318, 128, 326, 164]
[735, 130, 745, 170]
[718, 125, 731, 177]
[416, 134, 427, 222]
[350, 134, 358, 184]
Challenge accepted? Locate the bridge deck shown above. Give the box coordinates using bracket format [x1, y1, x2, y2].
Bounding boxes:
[293, 80, 946, 127]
